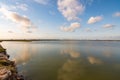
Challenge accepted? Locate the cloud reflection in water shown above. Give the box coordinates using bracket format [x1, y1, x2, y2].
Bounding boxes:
[58, 47, 83, 80]
[87, 56, 103, 64]
[12, 43, 37, 65]
[61, 48, 80, 58]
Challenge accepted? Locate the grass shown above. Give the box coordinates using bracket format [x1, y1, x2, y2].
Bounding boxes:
[0, 60, 16, 73]
[0, 45, 5, 53]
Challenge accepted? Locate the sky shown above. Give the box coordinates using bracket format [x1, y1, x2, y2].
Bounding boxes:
[0, 0, 120, 40]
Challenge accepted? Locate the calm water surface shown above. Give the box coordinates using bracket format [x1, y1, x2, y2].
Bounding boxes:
[1, 41, 120, 80]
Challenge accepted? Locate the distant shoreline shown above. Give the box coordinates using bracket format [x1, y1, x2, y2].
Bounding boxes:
[0, 39, 120, 42]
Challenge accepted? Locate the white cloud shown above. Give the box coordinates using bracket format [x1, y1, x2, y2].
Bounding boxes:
[103, 24, 115, 28]
[58, 0, 85, 21]
[26, 31, 32, 33]
[0, 3, 28, 11]
[85, 28, 92, 32]
[113, 12, 120, 17]
[0, 7, 36, 29]
[16, 3, 28, 11]
[60, 22, 80, 32]
[87, 16, 103, 24]
[8, 31, 13, 33]
[34, 0, 49, 5]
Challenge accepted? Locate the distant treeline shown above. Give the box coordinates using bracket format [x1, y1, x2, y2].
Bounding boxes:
[0, 39, 120, 42]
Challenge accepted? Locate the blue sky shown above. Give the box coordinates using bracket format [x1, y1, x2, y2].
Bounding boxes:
[0, 0, 120, 40]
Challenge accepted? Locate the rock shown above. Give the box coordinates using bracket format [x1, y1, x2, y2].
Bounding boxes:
[0, 67, 12, 80]
[17, 75, 24, 80]
[0, 44, 24, 80]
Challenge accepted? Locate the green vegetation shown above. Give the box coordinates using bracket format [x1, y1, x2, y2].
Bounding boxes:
[0, 46, 5, 53]
[0, 60, 16, 73]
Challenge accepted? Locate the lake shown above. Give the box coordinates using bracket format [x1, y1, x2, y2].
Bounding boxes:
[1, 41, 120, 80]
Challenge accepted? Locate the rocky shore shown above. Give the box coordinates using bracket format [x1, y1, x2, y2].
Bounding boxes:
[0, 44, 24, 80]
